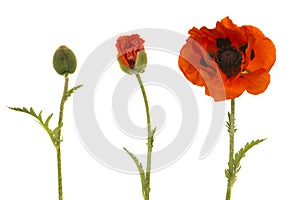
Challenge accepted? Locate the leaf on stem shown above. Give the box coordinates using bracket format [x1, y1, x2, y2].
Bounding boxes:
[8, 106, 62, 146]
[66, 84, 83, 100]
[225, 169, 231, 179]
[52, 123, 64, 145]
[151, 127, 156, 135]
[225, 138, 266, 182]
[123, 147, 146, 196]
[233, 138, 266, 173]
[226, 112, 237, 133]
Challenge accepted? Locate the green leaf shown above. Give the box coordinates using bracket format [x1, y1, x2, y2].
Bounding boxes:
[226, 111, 237, 133]
[123, 147, 146, 195]
[233, 138, 266, 173]
[151, 127, 156, 136]
[9, 107, 46, 123]
[30, 107, 36, 116]
[52, 123, 63, 145]
[226, 121, 230, 129]
[225, 112, 230, 130]
[225, 169, 231, 179]
[66, 84, 83, 99]
[8, 106, 57, 146]
[45, 113, 53, 128]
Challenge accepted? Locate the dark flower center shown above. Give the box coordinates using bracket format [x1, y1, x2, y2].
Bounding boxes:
[215, 38, 242, 78]
[126, 51, 137, 68]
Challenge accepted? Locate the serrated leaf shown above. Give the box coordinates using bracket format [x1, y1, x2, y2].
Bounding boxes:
[30, 107, 39, 117]
[8, 106, 56, 146]
[123, 147, 146, 194]
[233, 138, 266, 173]
[227, 112, 231, 119]
[151, 127, 156, 136]
[38, 110, 42, 120]
[45, 113, 53, 127]
[9, 106, 38, 119]
[8, 107, 22, 112]
[225, 169, 230, 179]
[226, 122, 230, 129]
[66, 84, 83, 99]
[52, 123, 64, 145]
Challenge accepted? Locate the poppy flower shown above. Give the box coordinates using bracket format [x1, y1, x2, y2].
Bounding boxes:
[178, 17, 276, 101]
[116, 34, 147, 75]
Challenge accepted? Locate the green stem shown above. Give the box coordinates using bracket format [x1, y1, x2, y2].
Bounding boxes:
[226, 99, 235, 200]
[58, 75, 69, 130]
[56, 146, 63, 200]
[56, 75, 69, 200]
[136, 73, 153, 200]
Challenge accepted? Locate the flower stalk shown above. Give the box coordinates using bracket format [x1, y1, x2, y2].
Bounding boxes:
[116, 34, 154, 200]
[177, 17, 274, 200]
[226, 99, 236, 200]
[136, 73, 154, 200]
[9, 45, 81, 200]
[55, 75, 69, 200]
[224, 99, 266, 200]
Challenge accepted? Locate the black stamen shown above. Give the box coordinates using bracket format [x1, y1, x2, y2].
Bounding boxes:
[215, 46, 242, 78]
[239, 44, 248, 54]
[216, 38, 231, 48]
[250, 49, 255, 60]
[127, 58, 135, 68]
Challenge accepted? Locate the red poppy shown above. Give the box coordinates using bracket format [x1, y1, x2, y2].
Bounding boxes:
[178, 17, 276, 101]
[116, 34, 145, 69]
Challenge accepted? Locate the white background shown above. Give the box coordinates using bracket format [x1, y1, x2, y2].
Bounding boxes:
[0, 0, 299, 199]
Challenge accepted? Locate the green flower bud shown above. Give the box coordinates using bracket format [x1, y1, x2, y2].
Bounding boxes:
[116, 34, 147, 75]
[53, 45, 77, 76]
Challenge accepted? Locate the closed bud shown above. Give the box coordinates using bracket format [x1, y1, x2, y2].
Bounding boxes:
[53, 45, 77, 76]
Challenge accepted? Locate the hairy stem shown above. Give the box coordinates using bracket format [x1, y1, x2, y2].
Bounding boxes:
[56, 146, 63, 200]
[56, 75, 69, 200]
[136, 73, 153, 200]
[226, 99, 235, 200]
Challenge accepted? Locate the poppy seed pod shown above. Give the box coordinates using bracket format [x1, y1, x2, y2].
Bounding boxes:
[53, 45, 77, 76]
